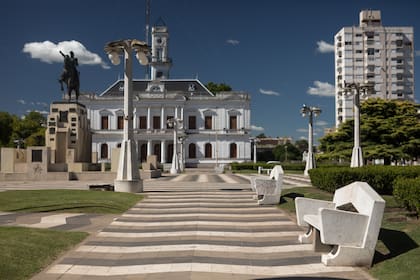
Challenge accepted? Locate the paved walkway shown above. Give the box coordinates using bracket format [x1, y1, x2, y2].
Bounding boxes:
[31, 180, 371, 280]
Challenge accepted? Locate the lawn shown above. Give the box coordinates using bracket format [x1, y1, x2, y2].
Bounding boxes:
[279, 187, 420, 280]
[0, 226, 87, 280]
[0, 189, 143, 214]
[0, 189, 143, 279]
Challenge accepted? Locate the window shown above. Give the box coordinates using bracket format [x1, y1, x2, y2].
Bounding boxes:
[32, 150, 43, 162]
[188, 143, 196, 158]
[229, 143, 237, 158]
[205, 116, 212, 130]
[367, 48, 375, 55]
[153, 116, 160, 129]
[229, 116, 237, 130]
[59, 111, 68, 122]
[139, 116, 147, 129]
[188, 116, 196, 129]
[117, 116, 124, 130]
[100, 143, 108, 159]
[205, 143, 212, 158]
[101, 116, 109, 130]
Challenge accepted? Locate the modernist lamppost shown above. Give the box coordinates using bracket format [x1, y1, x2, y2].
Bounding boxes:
[343, 81, 374, 168]
[301, 104, 322, 176]
[105, 39, 149, 192]
[167, 118, 183, 174]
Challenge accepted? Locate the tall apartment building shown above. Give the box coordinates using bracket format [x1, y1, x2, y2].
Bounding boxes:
[334, 10, 414, 126]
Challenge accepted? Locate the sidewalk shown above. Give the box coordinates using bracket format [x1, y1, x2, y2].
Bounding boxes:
[31, 180, 371, 280]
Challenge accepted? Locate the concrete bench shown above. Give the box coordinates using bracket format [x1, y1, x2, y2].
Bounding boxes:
[295, 181, 385, 266]
[250, 165, 283, 205]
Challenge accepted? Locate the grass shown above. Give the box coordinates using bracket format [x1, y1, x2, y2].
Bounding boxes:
[279, 187, 420, 280]
[0, 189, 143, 214]
[0, 189, 144, 279]
[0, 226, 87, 280]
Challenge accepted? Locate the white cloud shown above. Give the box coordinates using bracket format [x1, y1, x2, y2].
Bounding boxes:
[315, 120, 328, 126]
[17, 99, 26, 105]
[251, 125, 264, 132]
[26, 109, 48, 115]
[307, 81, 335, 97]
[316, 40, 334, 53]
[226, 39, 240, 46]
[23, 40, 110, 69]
[259, 88, 280, 96]
[296, 128, 308, 133]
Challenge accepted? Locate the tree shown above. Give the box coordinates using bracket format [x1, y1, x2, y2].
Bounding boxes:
[294, 139, 308, 154]
[205, 82, 232, 94]
[0, 110, 48, 150]
[0, 112, 14, 147]
[273, 143, 301, 162]
[319, 99, 420, 164]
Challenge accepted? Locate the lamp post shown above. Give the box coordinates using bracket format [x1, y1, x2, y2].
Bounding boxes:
[343, 81, 374, 168]
[301, 104, 321, 176]
[167, 118, 183, 174]
[105, 39, 149, 192]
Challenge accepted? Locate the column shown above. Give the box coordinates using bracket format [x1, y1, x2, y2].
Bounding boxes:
[180, 107, 184, 122]
[161, 140, 166, 163]
[175, 106, 178, 119]
[161, 106, 165, 130]
[147, 107, 151, 130]
[133, 108, 138, 129]
[147, 140, 152, 156]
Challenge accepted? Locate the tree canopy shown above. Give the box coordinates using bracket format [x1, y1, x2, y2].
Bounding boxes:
[319, 99, 420, 164]
[0, 111, 46, 148]
[205, 82, 232, 94]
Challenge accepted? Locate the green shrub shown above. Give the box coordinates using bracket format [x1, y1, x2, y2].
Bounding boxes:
[309, 165, 420, 195]
[393, 177, 420, 214]
[230, 162, 305, 171]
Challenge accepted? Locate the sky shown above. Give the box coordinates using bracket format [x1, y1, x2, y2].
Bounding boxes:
[1, 0, 420, 142]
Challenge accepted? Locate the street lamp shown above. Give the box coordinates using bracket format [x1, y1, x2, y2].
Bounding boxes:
[301, 104, 321, 176]
[104, 39, 149, 193]
[167, 118, 183, 174]
[343, 81, 374, 167]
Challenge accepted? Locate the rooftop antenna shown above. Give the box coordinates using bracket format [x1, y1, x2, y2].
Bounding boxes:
[145, 0, 151, 79]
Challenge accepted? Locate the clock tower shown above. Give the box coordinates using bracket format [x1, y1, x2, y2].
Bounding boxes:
[150, 18, 172, 80]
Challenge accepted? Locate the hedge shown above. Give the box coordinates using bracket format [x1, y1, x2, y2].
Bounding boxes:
[393, 177, 420, 214]
[230, 162, 305, 171]
[308, 165, 420, 195]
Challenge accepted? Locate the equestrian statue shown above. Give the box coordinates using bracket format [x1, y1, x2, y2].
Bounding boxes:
[58, 50, 80, 101]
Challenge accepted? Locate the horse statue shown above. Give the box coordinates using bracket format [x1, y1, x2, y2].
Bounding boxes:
[58, 51, 80, 102]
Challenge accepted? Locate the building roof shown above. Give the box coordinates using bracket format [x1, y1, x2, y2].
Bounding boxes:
[100, 79, 215, 97]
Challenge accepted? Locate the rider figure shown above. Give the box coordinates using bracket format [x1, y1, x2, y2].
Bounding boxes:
[59, 51, 79, 90]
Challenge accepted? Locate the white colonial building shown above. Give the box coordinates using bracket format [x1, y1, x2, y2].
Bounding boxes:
[79, 21, 251, 167]
[334, 10, 414, 126]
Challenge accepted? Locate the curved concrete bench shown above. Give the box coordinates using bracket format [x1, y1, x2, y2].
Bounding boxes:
[250, 165, 283, 205]
[295, 181, 385, 267]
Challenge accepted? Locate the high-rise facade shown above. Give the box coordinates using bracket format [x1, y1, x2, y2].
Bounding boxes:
[334, 10, 414, 126]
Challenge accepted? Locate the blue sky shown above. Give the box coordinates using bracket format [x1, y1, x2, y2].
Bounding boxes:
[1, 0, 419, 142]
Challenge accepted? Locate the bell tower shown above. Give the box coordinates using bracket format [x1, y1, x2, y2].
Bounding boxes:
[150, 18, 172, 80]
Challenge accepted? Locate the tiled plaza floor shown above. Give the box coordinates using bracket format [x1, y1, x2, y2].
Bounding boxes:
[30, 178, 372, 280]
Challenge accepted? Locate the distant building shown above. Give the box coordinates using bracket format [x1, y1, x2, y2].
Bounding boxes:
[334, 10, 414, 126]
[80, 21, 251, 167]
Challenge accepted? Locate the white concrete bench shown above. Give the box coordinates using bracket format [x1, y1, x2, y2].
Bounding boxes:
[295, 181, 385, 267]
[250, 165, 283, 205]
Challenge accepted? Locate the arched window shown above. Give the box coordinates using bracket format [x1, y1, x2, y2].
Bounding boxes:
[230, 143, 237, 158]
[189, 143, 196, 158]
[100, 143, 108, 159]
[205, 143, 212, 158]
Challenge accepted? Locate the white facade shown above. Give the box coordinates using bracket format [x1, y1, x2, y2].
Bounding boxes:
[79, 21, 251, 167]
[335, 10, 414, 126]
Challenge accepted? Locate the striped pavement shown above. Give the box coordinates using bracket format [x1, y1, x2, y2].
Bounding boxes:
[37, 183, 370, 279]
